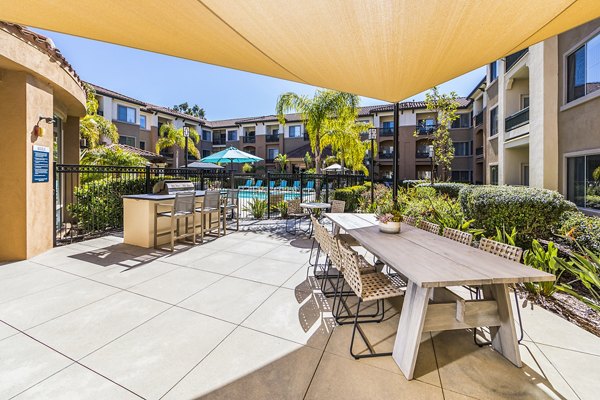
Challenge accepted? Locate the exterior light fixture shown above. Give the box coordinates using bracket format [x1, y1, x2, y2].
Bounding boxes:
[34, 116, 54, 137]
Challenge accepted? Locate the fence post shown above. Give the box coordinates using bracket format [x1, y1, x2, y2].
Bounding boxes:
[267, 171, 271, 219]
[145, 165, 151, 194]
[299, 172, 304, 203]
[52, 162, 57, 247]
[325, 174, 329, 203]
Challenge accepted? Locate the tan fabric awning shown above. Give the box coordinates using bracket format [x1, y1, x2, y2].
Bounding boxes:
[3, 0, 599, 102]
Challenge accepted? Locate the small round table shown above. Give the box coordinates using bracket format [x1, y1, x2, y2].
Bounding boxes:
[300, 203, 331, 266]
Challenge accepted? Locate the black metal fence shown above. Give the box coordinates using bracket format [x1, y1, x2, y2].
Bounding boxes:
[53, 164, 364, 245]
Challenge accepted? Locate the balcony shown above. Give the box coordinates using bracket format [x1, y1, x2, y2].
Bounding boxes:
[416, 152, 430, 159]
[378, 152, 394, 160]
[505, 49, 528, 72]
[474, 111, 484, 127]
[265, 134, 279, 143]
[243, 136, 256, 144]
[476, 146, 484, 157]
[415, 124, 437, 135]
[213, 137, 226, 145]
[379, 127, 395, 136]
[505, 107, 529, 132]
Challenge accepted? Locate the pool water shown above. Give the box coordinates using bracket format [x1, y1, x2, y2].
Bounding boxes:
[238, 190, 302, 200]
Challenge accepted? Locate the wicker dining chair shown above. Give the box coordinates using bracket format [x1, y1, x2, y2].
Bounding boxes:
[418, 220, 440, 235]
[443, 227, 473, 246]
[153, 191, 196, 251]
[309, 215, 327, 274]
[286, 198, 307, 235]
[402, 215, 416, 226]
[330, 200, 346, 213]
[337, 239, 405, 358]
[474, 237, 525, 345]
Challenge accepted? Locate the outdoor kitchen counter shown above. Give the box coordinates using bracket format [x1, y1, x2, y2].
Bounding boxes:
[122, 191, 206, 248]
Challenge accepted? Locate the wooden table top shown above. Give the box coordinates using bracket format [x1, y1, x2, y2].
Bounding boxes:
[300, 202, 331, 209]
[324, 213, 555, 288]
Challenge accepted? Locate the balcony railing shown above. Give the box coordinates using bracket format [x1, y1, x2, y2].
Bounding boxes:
[265, 134, 279, 143]
[505, 107, 529, 132]
[379, 127, 395, 136]
[476, 146, 484, 157]
[416, 152, 430, 159]
[213, 137, 226, 145]
[416, 124, 438, 135]
[474, 111, 484, 127]
[243, 136, 256, 144]
[505, 49, 528, 72]
[378, 152, 394, 159]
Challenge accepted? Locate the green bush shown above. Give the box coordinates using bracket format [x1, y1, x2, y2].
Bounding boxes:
[559, 211, 600, 253]
[416, 182, 468, 198]
[333, 185, 369, 212]
[458, 185, 577, 246]
[243, 198, 268, 219]
[402, 179, 428, 188]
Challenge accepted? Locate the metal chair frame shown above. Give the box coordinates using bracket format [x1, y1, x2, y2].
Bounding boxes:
[153, 191, 197, 251]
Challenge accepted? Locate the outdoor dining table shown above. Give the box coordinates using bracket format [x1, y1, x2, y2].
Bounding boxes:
[301, 202, 331, 236]
[324, 212, 556, 380]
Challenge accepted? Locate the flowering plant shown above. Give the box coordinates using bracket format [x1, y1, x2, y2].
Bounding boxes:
[375, 201, 404, 223]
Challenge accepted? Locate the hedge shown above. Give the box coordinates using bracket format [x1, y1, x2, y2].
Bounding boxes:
[459, 185, 577, 246]
[402, 179, 428, 188]
[415, 182, 468, 198]
[560, 211, 600, 253]
[333, 184, 369, 212]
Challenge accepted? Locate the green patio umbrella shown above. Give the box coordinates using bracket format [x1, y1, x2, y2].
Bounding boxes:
[201, 147, 263, 188]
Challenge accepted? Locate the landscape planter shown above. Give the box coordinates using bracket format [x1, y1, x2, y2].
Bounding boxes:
[378, 221, 401, 234]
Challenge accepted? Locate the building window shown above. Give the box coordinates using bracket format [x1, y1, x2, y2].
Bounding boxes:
[451, 171, 471, 182]
[521, 95, 530, 109]
[567, 153, 600, 210]
[139, 141, 146, 150]
[271, 128, 279, 135]
[267, 148, 279, 160]
[289, 125, 301, 138]
[453, 142, 472, 156]
[490, 107, 498, 136]
[567, 33, 600, 102]
[490, 165, 499, 185]
[451, 113, 471, 129]
[140, 115, 147, 129]
[119, 136, 135, 147]
[117, 105, 136, 124]
[227, 130, 238, 141]
[202, 130, 211, 141]
[490, 61, 498, 81]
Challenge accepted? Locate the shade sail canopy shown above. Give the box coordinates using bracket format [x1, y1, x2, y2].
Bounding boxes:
[3, 1, 600, 102]
[185, 161, 223, 169]
[201, 147, 263, 164]
[323, 163, 348, 172]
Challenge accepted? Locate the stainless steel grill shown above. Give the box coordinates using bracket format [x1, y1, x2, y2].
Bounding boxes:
[152, 179, 195, 195]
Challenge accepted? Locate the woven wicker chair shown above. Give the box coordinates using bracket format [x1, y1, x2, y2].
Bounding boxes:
[337, 239, 405, 358]
[309, 215, 327, 273]
[286, 198, 307, 235]
[330, 200, 346, 213]
[443, 227, 473, 246]
[418, 220, 440, 235]
[402, 215, 416, 226]
[474, 237, 525, 345]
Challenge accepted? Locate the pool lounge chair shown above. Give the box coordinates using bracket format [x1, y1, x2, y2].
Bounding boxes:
[305, 181, 315, 191]
[268, 181, 276, 189]
[277, 180, 288, 190]
[240, 179, 253, 189]
[292, 181, 301, 190]
[253, 180, 263, 189]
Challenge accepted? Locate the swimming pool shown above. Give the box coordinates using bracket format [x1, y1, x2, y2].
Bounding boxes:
[238, 190, 302, 200]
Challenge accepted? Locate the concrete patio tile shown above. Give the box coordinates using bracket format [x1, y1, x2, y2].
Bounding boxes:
[184, 251, 258, 274]
[163, 326, 321, 400]
[0, 267, 77, 304]
[26, 291, 169, 360]
[0, 321, 18, 340]
[14, 363, 140, 400]
[128, 267, 222, 304]
[81, 307, 235, 400]
[160, 245, 220, 267]
[229, 230, 291, 245]
[179, 276, 276, 324]
[0, 260, 49, 279]
[281, 262, 320, 293]
[197, 235, 246, 251]
[227, 240, 282, 257]
[42, 257, 123, 277]
[261, 243, 312, 263]
[242, 287, 334, 350]
[433, 330, 577, 400]
[76, 236, 124, 249]
[304, 352, 444, 400]
[521, 304, 600, 357]
[231, 257, 304, 286]
[0, 279, 119, 330]
[0, 334, 71, 399]
[86, 260, 178, 289]
[536, 342, 600, 400]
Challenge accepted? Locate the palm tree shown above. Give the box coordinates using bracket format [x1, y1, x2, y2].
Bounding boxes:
[155, 123, 200, 168]
[274, 153, 288, 172]
[80, 84, 118, 148]
[276, 90, 359, 174]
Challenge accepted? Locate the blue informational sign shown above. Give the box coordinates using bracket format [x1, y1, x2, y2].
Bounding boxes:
[32, 145, 50, 183]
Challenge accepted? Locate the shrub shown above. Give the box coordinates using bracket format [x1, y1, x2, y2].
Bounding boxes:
[523, 240, 564, 297]
[559, 211, 600, 253]
[416, 182, 468, 198]
[243, 198, 268, 219]
[458, 185, 577, 246]
[333, 184, 369, 211]
[402, 179, 428, 188]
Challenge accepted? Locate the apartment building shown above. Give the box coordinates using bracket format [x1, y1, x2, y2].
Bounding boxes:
[480, 17, 600, 214]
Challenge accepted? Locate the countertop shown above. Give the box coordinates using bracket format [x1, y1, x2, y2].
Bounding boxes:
[122, 190, 206, 201]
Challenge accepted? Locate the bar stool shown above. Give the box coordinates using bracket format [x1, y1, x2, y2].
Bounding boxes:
[153, 191, 196, 251]
[195, 190, 221, 242]
[221, 189, 240, 234]
[286, 198, 307, 235]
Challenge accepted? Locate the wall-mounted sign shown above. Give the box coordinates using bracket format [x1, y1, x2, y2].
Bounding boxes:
[32, 145, 50, 183]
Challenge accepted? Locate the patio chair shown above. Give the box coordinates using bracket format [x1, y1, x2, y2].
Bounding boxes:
[474, 238, 525, 345]
[277, 180, 288, 190]
[253, 180, 263, 188]
[443, 227, 473, 246]
[402, 215, 416, 226]
[337, 239, 405, 358]
[330, 200, 346, 213]
[292, 180, 301, 190]
[240, 179, 253, 189]
[305, 180, 315, 191]
[221, 189, 240, 234]
[418, 220, 440, 235]
[153, 191, 196, 251]
[268, 181, 276, 189]
[195, 190, 221, 241]
[285, 198, 307, 235]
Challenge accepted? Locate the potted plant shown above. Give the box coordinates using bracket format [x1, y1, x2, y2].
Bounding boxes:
[376, 202, 404, 234]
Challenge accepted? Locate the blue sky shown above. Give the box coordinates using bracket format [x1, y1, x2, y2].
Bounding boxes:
[36, 28, 485, 120]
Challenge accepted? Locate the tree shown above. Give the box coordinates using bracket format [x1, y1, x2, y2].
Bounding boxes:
[172, 102, 206, 119]
[80, 84, 119, 149]
[415, 87, 460, 181]
[303, 151, 313, 169]
[155, 123, 200, 168]
[274, 153, 289, 172]
[81, 146, 147, 167]
[276, 90, 359, 174]
[321, 107, 373, 174]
